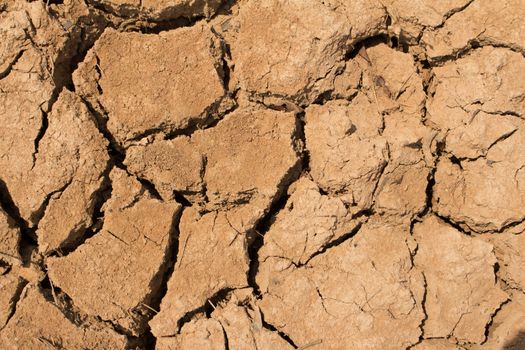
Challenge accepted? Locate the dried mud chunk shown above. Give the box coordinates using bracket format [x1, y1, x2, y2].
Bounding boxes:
[47, 168, 181, 335]
[125, 137, 205, 201]
[32, 91, 109, 254]
[341, 44, 432, 221]
[332, 60, 362, 100]
[94, 0, 222, 20]
[0, 210, 27, 332]
[212, 290, 295, 350]
[485, 233, 525, 292]
[0, 1, 70, 78]
[374, 161, 429, 220]
[361, 43, 426, 116]
[422, 0, 525, 60]
[0, 286, 128, 349]
[413, 216, 508, 343]
[0, 7, 30, 77]
[429, 51, 525, 232]
[156, 318, 225, 350]
[150, 208, 249, 337]
[445, 112, 518, 160]
[0, 209, 21, 265]
[0, 2, 85, 227]
[0, 273, 25, 328]
[259, 177, 360, 265]
[193, 107, 301, 211]
[127, 106, 301, 209]
[433, 122, 525, 232]
[257, 219, 424, 350]
[157, 290, 295, 349]
[0, 57, 54, 222]
[427, 47, 525, 131]
[74, 24, 226, 146]
[5, 90, 110, 239]
[305, 97, 388, 211]
[382, 0, 472, 42]
[375, 114, 434, 221]
[230, 0, 386, 104]
[471, 294, 525, 350]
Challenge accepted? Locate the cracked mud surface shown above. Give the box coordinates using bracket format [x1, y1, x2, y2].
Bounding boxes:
[0, 0, 524, 349]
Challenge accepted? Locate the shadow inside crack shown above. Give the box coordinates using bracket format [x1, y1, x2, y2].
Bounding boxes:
[503, 330, 525, 350]
[0, 178, 38, 266]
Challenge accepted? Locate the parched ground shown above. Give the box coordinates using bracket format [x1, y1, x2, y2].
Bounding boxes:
[0, 0, 524, 349]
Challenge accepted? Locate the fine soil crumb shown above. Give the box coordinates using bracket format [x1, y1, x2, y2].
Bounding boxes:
[0, 0, 524, 349]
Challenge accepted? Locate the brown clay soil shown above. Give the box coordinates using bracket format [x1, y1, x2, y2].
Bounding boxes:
[1, 0, 525, 349]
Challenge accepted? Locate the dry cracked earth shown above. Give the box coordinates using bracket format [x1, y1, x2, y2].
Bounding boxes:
[1, 0, 525, 349]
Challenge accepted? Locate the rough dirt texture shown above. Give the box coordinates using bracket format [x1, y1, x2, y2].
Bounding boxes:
[0, 0, 524, 349]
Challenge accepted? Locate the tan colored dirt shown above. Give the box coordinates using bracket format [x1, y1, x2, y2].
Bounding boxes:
[0, 0, 524, 349]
